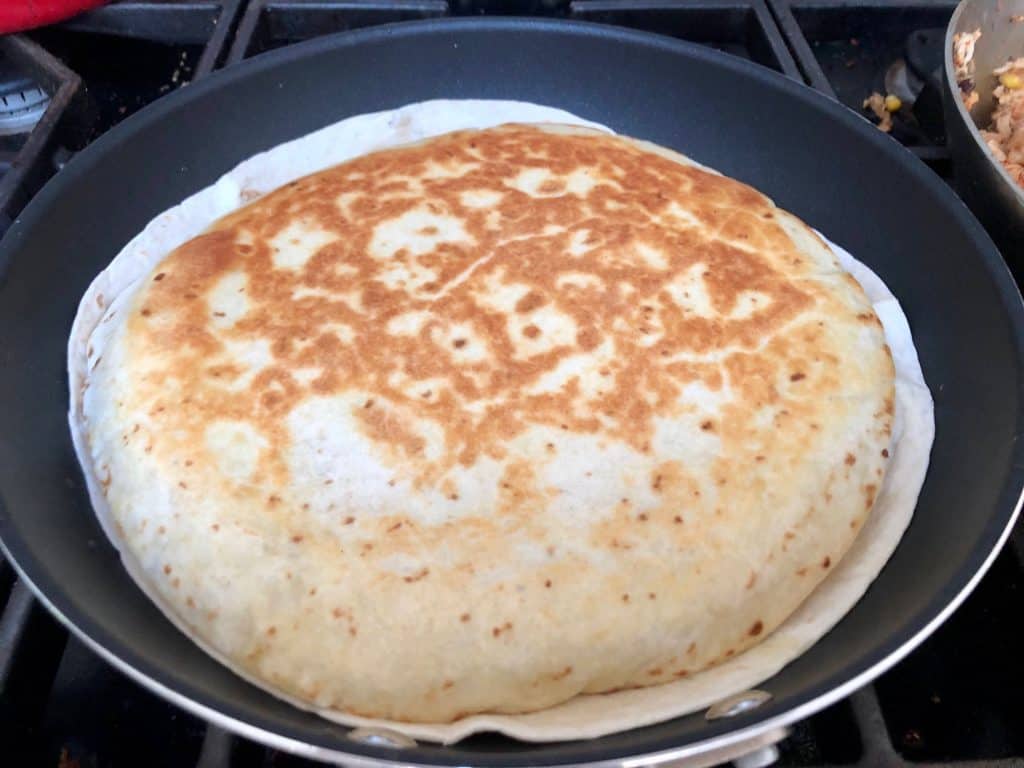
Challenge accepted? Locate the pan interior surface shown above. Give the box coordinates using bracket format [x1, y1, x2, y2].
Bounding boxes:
[0, 17, 1022, 767]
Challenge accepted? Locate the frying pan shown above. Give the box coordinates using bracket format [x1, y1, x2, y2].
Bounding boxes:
[1, 17, 1023, 768]
[944, 0, 1024, 260]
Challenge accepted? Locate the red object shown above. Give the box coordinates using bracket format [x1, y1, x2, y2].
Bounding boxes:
[0, 0, 109, 34]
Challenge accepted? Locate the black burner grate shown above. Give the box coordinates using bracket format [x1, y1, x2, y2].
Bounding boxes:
[1, 2, 1023, 767]
[0, 0, 245, 237]
[768, 0, 958, 173]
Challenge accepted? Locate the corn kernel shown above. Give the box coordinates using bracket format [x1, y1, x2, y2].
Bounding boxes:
[884, 94, 902, 112]
[999, 72, 1023, 89]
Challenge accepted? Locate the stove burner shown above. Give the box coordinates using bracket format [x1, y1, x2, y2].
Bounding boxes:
[0, 54, 49, 136]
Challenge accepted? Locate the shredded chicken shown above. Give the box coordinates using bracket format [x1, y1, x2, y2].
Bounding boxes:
[953, 29, 982, 111]
[980, 57, 1024, 187]
[862, 92, 893, 133]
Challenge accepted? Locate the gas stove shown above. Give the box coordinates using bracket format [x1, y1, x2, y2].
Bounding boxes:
[1, 2, 1022, 766]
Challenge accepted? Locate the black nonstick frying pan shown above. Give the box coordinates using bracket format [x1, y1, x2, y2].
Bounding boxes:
[1, 17, 1023, 768]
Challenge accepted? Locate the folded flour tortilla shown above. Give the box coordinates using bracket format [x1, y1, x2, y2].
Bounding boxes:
[68, 100, 933, 743]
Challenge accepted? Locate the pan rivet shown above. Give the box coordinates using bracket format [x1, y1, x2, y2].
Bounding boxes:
[733, 745, 781, 768]
[347, 727, 418, 748]
[704, 689, 772, 720]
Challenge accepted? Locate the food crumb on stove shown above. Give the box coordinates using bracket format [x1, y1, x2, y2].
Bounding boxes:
[903, 728, 924, 747]
[862, 92, 895, 132]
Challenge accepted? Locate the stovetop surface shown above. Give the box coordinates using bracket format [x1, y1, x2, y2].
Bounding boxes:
[0, 2, 1021, 767]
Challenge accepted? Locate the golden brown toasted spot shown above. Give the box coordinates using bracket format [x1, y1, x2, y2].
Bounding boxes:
[647, 668, 663, 676]
[790, 372, 806, 381]
[845, 453, 856, 466]
[460, 612, 471, 622]
[163, 564, 172, 575]
[266, 626, 277, 637]
[822, 556, 831, 569]
[882, 448, 889, 458]
[403, 568, 430, 583]
[492, 621, 513, 638]
[354, 403, 425, 459]
[749, 620, 764, 636]
[442, 680, 455, 690]
[700, 420, 714, 431]
[515, 291, 546, 313]
[865, 483, 878, 506]
[552, 665, 573, 680]
[522, 324, 541, 339]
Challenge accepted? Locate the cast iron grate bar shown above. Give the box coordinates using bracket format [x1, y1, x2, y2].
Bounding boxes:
[766, 0, 957, 173]
[0, 0, 245, 239]
[0, 34, 81, 235]
[226, 0, 452, 63]
[569, 0, 801, 79]
[60, 0, 247, 76]
[225, 0, 799, 78]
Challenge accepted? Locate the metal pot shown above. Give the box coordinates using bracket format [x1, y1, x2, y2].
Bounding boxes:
[944, 0, 1024, 259]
